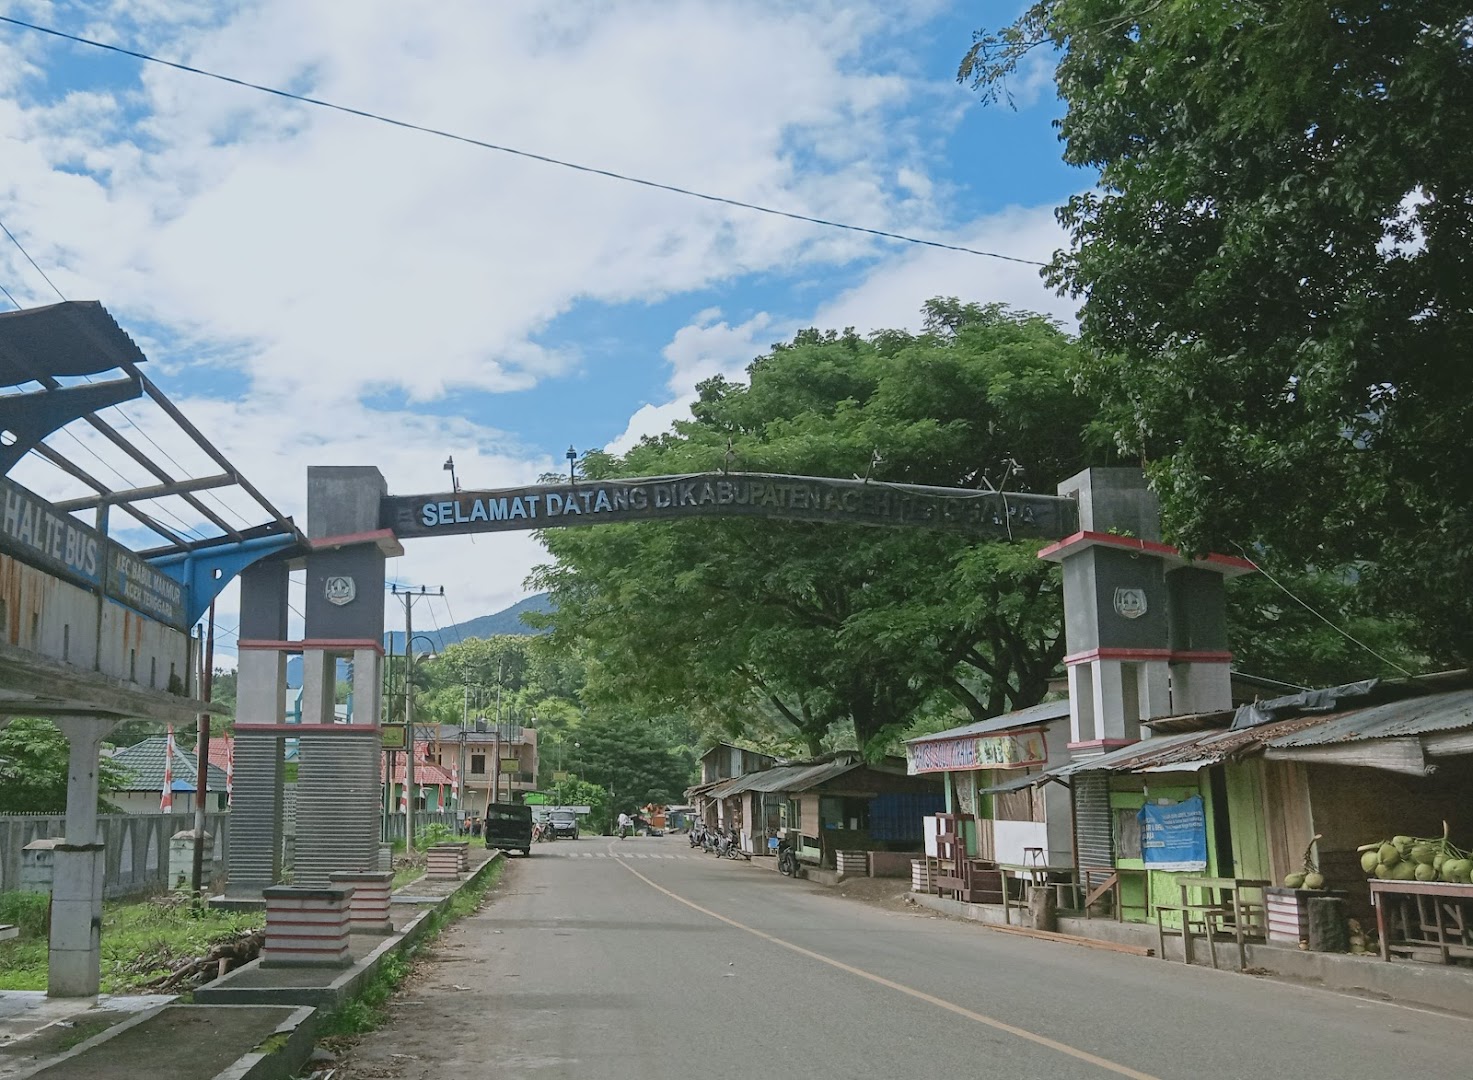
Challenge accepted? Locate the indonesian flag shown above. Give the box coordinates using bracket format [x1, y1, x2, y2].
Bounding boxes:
[225, 739, 234, 805]
[451, 763, 460, 802]
[160, 726, 175, 812]
[399, 768, 409, 813]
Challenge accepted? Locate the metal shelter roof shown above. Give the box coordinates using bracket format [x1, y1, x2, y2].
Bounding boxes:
[905, 699, 1071, 745]
[0, 300, 147, 381]
[706, 756, 866, 799]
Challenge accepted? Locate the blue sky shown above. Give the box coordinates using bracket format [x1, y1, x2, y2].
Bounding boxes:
[0, 1, 1088, 656]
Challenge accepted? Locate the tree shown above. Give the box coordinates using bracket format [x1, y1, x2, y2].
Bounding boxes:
[535, 302, 1113, 754]
[571, 712, 696, 817]
[0, 719, 130, 813]
[961, 1, 1473, 664]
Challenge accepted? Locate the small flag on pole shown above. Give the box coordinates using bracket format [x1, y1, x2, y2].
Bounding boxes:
[451, 763, 459, 803]
[225, 738, 234, 805]
[160, 726, 175, 812]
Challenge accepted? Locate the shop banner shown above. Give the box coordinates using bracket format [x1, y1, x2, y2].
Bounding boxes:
[906, 730, 1047, 774]
[1139, 795, 1209, 871]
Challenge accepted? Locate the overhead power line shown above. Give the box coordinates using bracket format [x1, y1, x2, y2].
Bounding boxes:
[0, 14, 1048, 268]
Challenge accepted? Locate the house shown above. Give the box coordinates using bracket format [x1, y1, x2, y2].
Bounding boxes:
[381, 745, 455, 811]
[417, 722, 538, 810]
[687, 742, 777, 827]
[904, 699, 1074, 868]
[704, 751, 944, 862]
[107, 735, 228, 814]
[1024, 673, 1473, 926]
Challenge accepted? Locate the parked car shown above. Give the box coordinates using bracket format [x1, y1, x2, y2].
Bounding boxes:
[484, 802, 533, 855]
[550, 808, 579, 839]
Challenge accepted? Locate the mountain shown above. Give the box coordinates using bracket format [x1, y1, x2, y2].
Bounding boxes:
[383, 593, 553, 656]
[286, 593, 553, 686]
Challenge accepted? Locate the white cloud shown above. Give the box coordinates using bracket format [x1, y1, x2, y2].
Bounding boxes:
[613, 201, 1074, 450]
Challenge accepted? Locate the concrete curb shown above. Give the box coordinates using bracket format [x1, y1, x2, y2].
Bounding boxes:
[194, 849, 506, 1010]
[9, 1004, 317, 1080]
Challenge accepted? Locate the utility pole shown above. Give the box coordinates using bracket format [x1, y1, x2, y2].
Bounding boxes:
[392, 583, 443, 852]
[190, 604, 216, 909]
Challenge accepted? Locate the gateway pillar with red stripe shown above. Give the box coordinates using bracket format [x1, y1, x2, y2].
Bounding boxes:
[1038, 469, 1255, 754]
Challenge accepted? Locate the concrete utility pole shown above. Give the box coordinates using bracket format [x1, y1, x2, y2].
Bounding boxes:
[190, 604, 216, 907]
[392, 583, 443, 852]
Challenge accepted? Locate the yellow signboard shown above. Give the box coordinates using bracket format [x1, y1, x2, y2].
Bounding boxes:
[380, 723, 407, 750]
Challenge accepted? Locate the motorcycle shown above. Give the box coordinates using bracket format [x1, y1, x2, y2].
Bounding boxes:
[775, 834, 797, 877]
[716, 828, 751, 861]
[689, 822, 708, 849]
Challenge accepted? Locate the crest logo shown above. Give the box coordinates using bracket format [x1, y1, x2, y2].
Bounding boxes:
[1113, 587, 1148, 620]
[325, 576, 356, 606]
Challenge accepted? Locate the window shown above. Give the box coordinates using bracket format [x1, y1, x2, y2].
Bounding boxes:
[785, 798, 801, 829]
[471, 754, 486, 776]
[1115, 807, 1143, 860]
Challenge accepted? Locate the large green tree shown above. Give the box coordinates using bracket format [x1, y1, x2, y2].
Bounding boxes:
[0, 719, 130, 814]
[962, 1, 1473, 663]
[535, 301, 1111, 754]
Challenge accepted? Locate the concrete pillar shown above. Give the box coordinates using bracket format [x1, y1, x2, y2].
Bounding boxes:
[48, 717, 115, 998]
[228, 558, 291, 898]
[169, 830, 211, 891]
[1042, 469, 1245, 753]
[20, 838, 61, 893]
[295, 728, 381, 886]
[298, 648, 333, 726]
[351, 648, 382, 724]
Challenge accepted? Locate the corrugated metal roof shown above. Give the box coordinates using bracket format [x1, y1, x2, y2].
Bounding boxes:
[905, 699, 1071, 745]
[1051, 686, 1473, 777]
[1265, 688, 1473, 747]
[0, 300, 148, 385]
[707, 757, 863, 798]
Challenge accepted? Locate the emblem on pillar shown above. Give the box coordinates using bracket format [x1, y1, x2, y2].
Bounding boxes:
[1113, 587, 1148, 619]
[325, 576, 357, 606]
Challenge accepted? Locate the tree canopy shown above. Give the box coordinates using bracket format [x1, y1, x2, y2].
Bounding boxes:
[535, 301, 1113, 755]
[962, 1, 1473, 664]
[0, 719, 130, 814]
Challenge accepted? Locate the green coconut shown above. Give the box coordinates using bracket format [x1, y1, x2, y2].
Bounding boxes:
[1378, 843, 1401, 866]
[1303, 872, 1325, 890]
[1390, 861, 1418, 881]
[1392, 835, 1415, 857]
[1410, 843, 1437, 866]
[1375, 864, 1392, 879]
[1360, 850, 1381, 874]
[1283, 872, 1306, 889]
[1434, 853, 1448, 872]
[1443, 859, 1472, 883]
[1414, 863, 1438, 882]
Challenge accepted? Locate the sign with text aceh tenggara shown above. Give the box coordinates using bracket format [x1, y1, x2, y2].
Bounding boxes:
[382, 472, 1077, 542]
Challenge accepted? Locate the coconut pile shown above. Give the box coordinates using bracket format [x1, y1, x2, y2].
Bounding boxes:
[1359, 825, 1471, 884]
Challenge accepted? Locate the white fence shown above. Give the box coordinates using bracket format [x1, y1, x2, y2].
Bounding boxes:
[0, 812, 230, 898]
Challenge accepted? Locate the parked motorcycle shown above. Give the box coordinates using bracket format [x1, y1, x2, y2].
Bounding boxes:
[716, 828, 751, 861]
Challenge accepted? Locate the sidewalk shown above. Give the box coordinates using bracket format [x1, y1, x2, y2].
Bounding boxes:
[908, 890, 1473, 1017]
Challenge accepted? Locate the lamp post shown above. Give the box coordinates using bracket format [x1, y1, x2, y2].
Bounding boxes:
[443, 455, 460, 492]
[566, 445, 578, 483]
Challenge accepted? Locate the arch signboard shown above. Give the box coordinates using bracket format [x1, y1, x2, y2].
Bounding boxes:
[382, 471, 1078, 542]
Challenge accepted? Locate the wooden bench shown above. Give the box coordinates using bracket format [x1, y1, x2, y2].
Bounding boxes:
[999, 863, 1081, 922]
[1155, 902, 1228, 965]
[1080, 865, 1149, 921]
[1175, 876, 1270, 968]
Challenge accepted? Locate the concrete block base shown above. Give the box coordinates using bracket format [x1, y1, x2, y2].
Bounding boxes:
[329, 871, 395, 934]
[261, 886, 352, 968]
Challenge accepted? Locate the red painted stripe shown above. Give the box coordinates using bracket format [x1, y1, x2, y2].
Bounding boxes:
[237, 638, 386, 655]
[236, 722, 380, 733]
[1037, 530, 1256, 573]
[1063, 648, 1233, 666]
[1065, 738, 1139, 751]
[309, 528, 403, 553]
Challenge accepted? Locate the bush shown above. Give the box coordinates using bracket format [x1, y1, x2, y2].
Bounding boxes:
[0, 892, 50, 938]
[416, 823, 455, 848]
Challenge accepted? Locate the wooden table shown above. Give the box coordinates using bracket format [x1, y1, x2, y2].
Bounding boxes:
[1370, 879, 1473, 964]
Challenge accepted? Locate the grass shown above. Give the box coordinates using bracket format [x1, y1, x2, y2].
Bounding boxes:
[317, 857, 505, 1042]
[0, 891, 263, 993]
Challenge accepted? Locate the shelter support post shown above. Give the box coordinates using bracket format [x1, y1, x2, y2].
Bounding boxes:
[48, 716, 116, 997]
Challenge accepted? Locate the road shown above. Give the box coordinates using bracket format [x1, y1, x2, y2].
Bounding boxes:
[339, 835, 1473, 1080]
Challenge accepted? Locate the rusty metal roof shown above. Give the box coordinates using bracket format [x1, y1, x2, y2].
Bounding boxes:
[1054, 685, 1473, 777]
[1264, 688, 1473, 747]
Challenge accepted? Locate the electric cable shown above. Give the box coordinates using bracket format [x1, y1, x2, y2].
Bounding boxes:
[0, 14, 1047, 268]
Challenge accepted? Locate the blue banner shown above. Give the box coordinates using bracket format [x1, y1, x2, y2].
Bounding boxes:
[1139, 796, 1208, 871]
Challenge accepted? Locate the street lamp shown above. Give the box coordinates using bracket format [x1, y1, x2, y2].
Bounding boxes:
[443, 455, 460, 492]
[566, 445, 578, 483]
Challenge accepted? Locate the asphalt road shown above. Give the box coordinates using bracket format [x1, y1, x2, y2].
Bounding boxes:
[341, 835, 1473, 1080]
